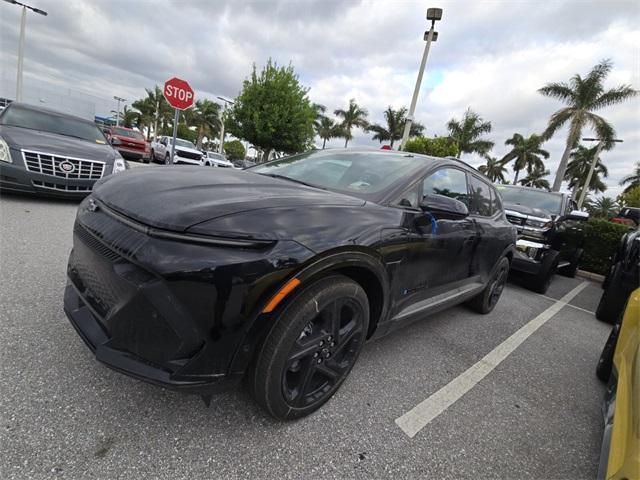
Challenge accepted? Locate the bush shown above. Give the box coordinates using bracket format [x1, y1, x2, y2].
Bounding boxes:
[580, 219, 632, 275]
[618, 186, 640, 208]
[403, 136, 459, 157]
[224, 140, 246, 160]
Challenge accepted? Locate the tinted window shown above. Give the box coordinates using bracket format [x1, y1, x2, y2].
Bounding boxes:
[469, 175, 492, 216]
[252, 151, 424, 195]
[422, 168, 468, 205]
[492, 187, 502, 214]
[1, 105, 106, 143]
[113, 127, 144, 140]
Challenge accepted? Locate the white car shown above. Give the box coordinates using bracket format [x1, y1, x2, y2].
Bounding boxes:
[150, 136, 204, 165]
[203, 151, 234, 168]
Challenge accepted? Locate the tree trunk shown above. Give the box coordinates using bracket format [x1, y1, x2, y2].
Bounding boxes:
[322, 138, 326, 149]
[344, 137, 349, 148]
[552, 129, 579, 192]
[262, 148, 272, 163]
[513, 168, 520, 185]
[390, 138, 395, 148]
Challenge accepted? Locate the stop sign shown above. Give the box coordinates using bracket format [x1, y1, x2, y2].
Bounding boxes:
[163, 77, 194, 110]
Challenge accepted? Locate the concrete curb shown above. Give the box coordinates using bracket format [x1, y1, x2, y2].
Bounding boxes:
[576, 270, 605, 283]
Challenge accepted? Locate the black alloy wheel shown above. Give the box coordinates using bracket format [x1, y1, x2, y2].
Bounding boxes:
[249, 275, 369, 420]
[467, 257, 510, 314]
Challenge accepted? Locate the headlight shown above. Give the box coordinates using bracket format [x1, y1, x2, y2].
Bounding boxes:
[110, 137, 122, 145]
[0, 137, 11, 163]
[112, 157, 127, 174]
[525, 218, 552, 229]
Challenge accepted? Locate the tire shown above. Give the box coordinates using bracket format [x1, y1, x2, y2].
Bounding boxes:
[467, 257, 510, 314]
[249, 275, 369, 420]
[596, 323, 620, 383]
[164, 154, 171, 165]
[150, 149, 156, 163]
[596, 264, 626, 324]
[558, 248, 582, 278]
[525, 250, 560, 294]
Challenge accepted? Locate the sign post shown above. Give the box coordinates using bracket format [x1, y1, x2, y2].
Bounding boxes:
[163, 77, 195, 164]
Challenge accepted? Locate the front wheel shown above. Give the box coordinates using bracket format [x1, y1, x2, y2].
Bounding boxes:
[558, 248, 582, 278]
[467, 257, 510, 314]
[249, 275, 369, 420]
[164, 154, 171, 165]
[525, 250, 560, 294]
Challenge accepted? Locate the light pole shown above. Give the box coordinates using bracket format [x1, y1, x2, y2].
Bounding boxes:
[4, 0, 48, 102]
[113, 95, 126, 127]
[577, 137, 623, 209]
[400, 7, 442, 150]
[217, 96, 234, 154]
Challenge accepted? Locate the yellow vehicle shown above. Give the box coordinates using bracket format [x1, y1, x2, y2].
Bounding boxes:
[596, 288, 640, 480]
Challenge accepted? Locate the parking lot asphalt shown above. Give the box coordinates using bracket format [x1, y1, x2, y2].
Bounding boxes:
[0, 178, 611, 480]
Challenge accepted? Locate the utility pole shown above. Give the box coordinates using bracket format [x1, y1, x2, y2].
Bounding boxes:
[577, 137, 623, 209]
[217, 96, 234, 154]
[113, 95, 126, 127]
[400, 8, 442, 150]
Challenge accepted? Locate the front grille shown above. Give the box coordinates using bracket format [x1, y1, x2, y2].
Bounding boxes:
[33, 180, 93, 192]
[23, 149, 105, 180]
[176, 149, 202, 161]
[506, 214, 525, 226]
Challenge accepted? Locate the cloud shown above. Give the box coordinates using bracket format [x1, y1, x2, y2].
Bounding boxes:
[0, 0, 638, 196]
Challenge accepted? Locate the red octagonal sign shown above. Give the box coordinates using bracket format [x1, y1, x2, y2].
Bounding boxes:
[163, 77, 194, 110]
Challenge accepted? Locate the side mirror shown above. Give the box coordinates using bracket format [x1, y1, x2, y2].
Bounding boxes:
[420, 193, 469, 220]
[565, 210, 589, 222]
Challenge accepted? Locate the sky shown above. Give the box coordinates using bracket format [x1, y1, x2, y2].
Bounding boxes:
[0, 0, 638, 197]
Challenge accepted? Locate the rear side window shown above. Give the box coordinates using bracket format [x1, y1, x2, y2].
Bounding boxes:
[468, 175, 492, 216]
[422, 168, 469, 205]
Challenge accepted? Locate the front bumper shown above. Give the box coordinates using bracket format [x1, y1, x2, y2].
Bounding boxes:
[115, 146, 149, 161]
[0, 160, 99, 197]
[511, 239, 547, 275]
[173, 154, 202, 165]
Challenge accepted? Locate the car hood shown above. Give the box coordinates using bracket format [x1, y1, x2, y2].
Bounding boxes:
[504, 202, 554, 219]
[94, 167, 365, 232]
[113, 134, 145, 147]
[0, 124, 116, 161]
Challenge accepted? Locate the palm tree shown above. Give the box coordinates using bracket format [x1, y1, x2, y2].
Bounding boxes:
[586, 196, 617, 218]
[316, 117, 342, 149]
[334, 99, 368, 147]
[118, 106, 139, 128]
[519, 167, 551, 189]
[191, 99, 221, 148]
[131, 96, 156, 140]
[478, 156, 507, 183]
[499, 133, 550, 184]
[446, 108, 494, 158]
[539, 59, 637, 191]
[620, 162, 640, 194]
[564, 145, 608, 200]
[368, 106, 424, 148]
[312, 103, 327, 128]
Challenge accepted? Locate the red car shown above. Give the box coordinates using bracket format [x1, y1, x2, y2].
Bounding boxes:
[106, 127, 150, 163]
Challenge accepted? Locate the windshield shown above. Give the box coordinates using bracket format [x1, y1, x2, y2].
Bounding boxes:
[252, 151, 424, 195]
[113, 127, 144, 140]
[207, 152, 226, 160]
[497, 185, 563, 214]
[0, 105, 107, 143]
[173, 138, 196, 149]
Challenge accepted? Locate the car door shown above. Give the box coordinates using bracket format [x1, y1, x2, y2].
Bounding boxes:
[391, 167, 479, 321]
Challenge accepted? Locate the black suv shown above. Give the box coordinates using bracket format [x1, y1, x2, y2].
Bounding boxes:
[596, 229, 640, 324]
[0, 103, 127, 197]
[64, 149, 515, 420]
[496, 185, 589, 293]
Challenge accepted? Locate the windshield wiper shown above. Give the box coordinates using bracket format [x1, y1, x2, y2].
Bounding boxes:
[257, 173, 326, 190]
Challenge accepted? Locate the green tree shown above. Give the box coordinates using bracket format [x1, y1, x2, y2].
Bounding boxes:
[334, 99, 369, 147]
[539, 59, 637, 191]
[315, 116, 342, 149]
[620, 162, 640, 194]
[499, 133, 549, 184]
[118, 106, 139, 128]
[586, 196, 617, 218]
[368, 106, 424, 148]
[478, 156, 508, 183]
[618, 186, 640, 208]
[403, 136, 459, 157]
[519, 167, 551, 189]
[131, 96, 156, 140]
[228, 60, 316, 161]
[564, 145, 608, 200]
[446, 108, 493, 158]
[191, 99, 221, 148]
[224, 139, 246, 160]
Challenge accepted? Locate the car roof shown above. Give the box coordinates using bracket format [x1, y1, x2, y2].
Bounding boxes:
[4, 102, 96, 126]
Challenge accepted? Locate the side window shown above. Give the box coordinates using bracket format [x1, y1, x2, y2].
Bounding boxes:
[468, 175, 492, 216]
[491, 187, 503, 214]
[395, 182, 421, 208]
[422, 168, 469, 205]
[567, 199, 578, 214]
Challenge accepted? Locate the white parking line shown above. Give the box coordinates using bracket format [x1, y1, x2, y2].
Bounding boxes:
[394, 281, 590, 438]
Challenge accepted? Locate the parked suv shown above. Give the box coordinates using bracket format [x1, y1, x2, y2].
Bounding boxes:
[106, 126, 150, 163]
[203, 151, 234, 168]
[497, 185, 588, 293]
[150, 136, 204, 165]
[0, 103, 126, 198]
[64, 149, 515, 420]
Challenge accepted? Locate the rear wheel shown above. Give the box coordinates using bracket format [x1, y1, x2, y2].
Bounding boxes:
[467, 257, 510, 314]
[596, 264, 626, 324]
[249, 275, 369, 420]
[525, 250, 559, 294]
[596, 323, 620, 383]
[150, 149, 155, 162]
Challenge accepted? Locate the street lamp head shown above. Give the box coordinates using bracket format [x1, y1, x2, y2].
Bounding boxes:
[31, 7, 47, 15]
[424, 31, 439, 42]
[426, 8, 443, 21]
